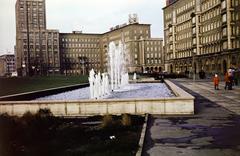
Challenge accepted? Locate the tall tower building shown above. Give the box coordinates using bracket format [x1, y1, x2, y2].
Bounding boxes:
[15, 0, 60, 76]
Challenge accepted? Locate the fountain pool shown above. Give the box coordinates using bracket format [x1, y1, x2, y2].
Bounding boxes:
[35, 83, 175, 101]
[0, 80, 195, 116]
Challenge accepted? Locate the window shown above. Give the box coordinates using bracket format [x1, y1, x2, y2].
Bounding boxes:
[192, 17, 196, 24]
[221, 0, 226, 9]
[135, 54, 138, 59]
[193, 38, 196, 44]
[193, 27, 196, 34]
[223, 41, 228, 49]
[222, 14, 227, 22]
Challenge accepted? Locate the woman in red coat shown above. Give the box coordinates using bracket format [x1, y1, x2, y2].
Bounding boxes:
[213, 74, 220, 90]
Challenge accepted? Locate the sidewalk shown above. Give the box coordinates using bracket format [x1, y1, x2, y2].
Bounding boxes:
[174, 79, 240, 115]
[143, 78, 240, 156]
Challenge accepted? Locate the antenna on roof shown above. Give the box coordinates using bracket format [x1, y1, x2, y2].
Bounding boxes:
[128, 14, 139, 24]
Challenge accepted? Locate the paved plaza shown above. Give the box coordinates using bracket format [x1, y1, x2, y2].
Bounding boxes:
[143, 79, 240, 156]
[175, 79, 240, 115]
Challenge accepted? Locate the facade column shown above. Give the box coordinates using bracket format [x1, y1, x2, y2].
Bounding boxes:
[172, 10, 176, 60]
[226, 0, 232, 50]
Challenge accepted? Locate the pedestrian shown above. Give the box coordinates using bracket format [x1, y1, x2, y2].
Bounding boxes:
[213, 73, 220, 90]
[228, 69, 234, 90]
[224, 72, 230, 90]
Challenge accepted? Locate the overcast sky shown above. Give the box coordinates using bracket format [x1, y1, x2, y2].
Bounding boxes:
[0, 0, 165, 55]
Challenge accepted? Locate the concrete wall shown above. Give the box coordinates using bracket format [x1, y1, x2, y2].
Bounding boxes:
[0, 80, 195, 116]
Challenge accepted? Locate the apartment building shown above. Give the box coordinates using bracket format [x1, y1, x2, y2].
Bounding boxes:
[163, 0, 240, 75]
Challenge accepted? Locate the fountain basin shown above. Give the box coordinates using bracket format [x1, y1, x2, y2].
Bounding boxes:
[0, 80, 194, 116]
[34, 83, 174, 101]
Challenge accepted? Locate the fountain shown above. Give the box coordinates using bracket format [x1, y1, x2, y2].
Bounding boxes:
[88, 41, 129, 99]
[89, 69, 95, 99]
[108, 41, 129, 91]
[88, 69, 110, 99]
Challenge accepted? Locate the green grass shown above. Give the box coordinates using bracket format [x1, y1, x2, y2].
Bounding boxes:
[0, 75, 88, 97]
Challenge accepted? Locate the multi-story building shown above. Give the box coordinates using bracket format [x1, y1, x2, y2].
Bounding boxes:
[0, 54, 16, 77]
[15, 0, 164, 76]
[59, 22, 164, 75]
[137, 38, 164, 73]
[59, 32, 102, 75]
[163, 0, 240, 76]
[101, 22, 151, 72]
[15, 0, 60, 76]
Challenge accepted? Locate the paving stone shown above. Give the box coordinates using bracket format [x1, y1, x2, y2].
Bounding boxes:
[143, 79, 240, 156]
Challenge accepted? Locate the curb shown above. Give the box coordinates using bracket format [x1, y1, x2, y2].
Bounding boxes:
[136, 114, 149, 156]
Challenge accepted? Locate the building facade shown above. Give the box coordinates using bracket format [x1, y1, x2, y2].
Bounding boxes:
[15, 0, 60, 76]
[163, 0, 240, 76]
[15, 0, 164, 76]
[59, 23, 164, 75]
[59, 32, 102, 75]
[0, 54, 16, 77]
[100, 23, 151, 73]
[137, 38, 164, 73]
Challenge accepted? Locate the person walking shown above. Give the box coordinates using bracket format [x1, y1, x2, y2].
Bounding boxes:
[213, 74, 220, 90]
[224, 72, 230, 90]
[228, 69, 234, 89]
